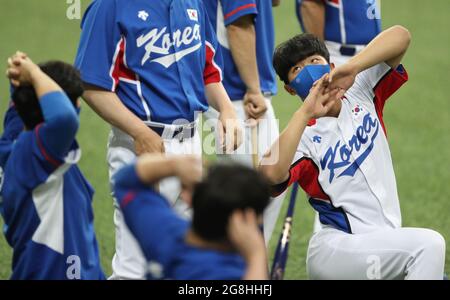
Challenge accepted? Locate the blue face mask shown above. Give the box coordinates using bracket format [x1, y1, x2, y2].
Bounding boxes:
[289, 64, 331, 100]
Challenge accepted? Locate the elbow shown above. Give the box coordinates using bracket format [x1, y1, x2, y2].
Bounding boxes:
[258, 164, 286, 186]
[52, 109, 80, 137]
[393, 25, 412, 48]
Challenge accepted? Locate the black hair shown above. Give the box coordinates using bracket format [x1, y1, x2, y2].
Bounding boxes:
[273, 33, 330, 84]
[12, 61, 83, 129]
[191, 163, 271, 242]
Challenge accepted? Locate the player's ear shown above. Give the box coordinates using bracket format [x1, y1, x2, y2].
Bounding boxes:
[284, 84, 297, 96]
[330, 62, 336, 70]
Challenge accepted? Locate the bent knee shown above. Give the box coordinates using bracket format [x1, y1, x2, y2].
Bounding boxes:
[413, 228, 446, 256]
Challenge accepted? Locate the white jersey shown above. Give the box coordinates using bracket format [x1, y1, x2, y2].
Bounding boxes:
[274, 62, 409, 234]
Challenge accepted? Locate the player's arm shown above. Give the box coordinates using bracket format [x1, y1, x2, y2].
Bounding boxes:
[82, 86, 164, 154]
[328, 26, 411, 91]
[74, 0, 164, 155]
[205, 83, 242, 153]
[7, 52, 79, 157]
[228, 209, 268, 280]
[227, 13, 268, 120]
[114, 155, 202, 261]
[300, 0, 325, 40]
[259, 76, 343, 184]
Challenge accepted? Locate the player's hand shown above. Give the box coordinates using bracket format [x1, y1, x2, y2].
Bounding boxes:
[301, 75, 345, 119]
[6, 51, 40, 87]
[218, 108, 242, 154]
[327, 62, 359, 92]
[227, 209, 266, 261]
[243, 90, 268, 121]
[133, 127, 165, 155]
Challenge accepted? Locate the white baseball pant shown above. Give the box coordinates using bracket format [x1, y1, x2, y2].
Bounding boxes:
[307, 226, 446, 280]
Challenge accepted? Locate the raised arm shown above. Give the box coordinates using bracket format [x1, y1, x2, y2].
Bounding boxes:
[7, 53, 79, 158]
[114, 155, 202, 262]
[300, 0, 325, 40]
[259, 76, 343, 184]
[329, 26, 411, 91]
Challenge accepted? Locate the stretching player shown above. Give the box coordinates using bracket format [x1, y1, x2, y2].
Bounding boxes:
[113, 155, 269, 280]
[75, 0, 241, 279]
[260, 26, 446, 279]
[0, 53, 104, 280]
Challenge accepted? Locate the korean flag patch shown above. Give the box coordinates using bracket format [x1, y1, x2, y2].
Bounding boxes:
[187, 9, 198, 21]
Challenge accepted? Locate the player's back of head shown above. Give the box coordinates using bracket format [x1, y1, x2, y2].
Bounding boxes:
[191, 163, 270, 242]
[273, 33, 330, 84]
[12, 61, 84, 129]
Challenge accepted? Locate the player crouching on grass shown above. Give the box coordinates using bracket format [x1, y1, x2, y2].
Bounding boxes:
[113, 154, 269, 280]
[259, 26, 446, 279]
[0, 52, 105, 280]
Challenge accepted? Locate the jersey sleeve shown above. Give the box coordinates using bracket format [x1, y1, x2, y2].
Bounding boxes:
[113, 164, 187, 264]
[347, 63, 409, 116]
[74, 0, 123, 92]
[203, 10, 223, 85]
[221, 0, 258, 26]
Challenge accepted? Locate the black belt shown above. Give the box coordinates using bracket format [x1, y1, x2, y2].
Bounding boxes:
[149, 124, 196, 142]
[339, 45, 357, 57]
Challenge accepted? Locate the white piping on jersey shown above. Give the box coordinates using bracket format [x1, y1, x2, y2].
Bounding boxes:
[109, 38, 123, 92]
[205, 41, 223, 81]
[216, 2, 230, 49]
[111, 36, 152, 121]
[31, 149, 81, 255]
[326, 0, 340, 9]
[338, 0, 347, 44]
[136, 75, 152, 122]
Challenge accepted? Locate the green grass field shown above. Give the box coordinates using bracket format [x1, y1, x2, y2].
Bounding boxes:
[0, 0, 449, 279]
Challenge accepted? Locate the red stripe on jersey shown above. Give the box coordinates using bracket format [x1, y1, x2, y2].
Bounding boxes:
[34, 124, 62, 168]
[204, 43, 222, 84]
[290, 158, 330, 200]
[373, 66, 409, 135]
[224, 4, 257, 20]
[121, 191, 137, 209]
[111, 38, 136, 91]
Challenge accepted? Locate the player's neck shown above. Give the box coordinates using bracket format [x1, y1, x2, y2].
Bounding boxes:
[185, 229, 234, 252]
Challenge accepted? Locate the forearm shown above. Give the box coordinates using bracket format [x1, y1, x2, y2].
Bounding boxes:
[227, 16, 261, 93]
[83, 85, 152, 139]
[205, 82, 235, 113]
[242, 250, 268, 280]
[349, 25, 411, 71]
[135, 154, 177, 185]
[29, 67, 63, 98]
[260, 108, 310, 184]
[301, 0, 325, 40]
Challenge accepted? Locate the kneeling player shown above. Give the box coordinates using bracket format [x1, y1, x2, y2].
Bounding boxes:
[260, 26, 446, 279]
[113, 154, 269, 280]
[0, 52, 104, 280]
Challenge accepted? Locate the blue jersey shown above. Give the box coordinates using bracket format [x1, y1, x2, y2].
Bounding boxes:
[203, 0, 277, 100]
[113, 164, 246, 280]
[75, 0, 223, 124]
[296, 0, 382, 45]
[0, 92, 104, 280]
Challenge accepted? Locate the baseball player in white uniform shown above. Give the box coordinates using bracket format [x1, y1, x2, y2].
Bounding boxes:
[260, 26, 446, 279]
[298, 0, 382, 233]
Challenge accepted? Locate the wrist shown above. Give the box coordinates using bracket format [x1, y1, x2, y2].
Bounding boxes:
[29, 66, 44, 86]
[297, 105, 315, 121]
